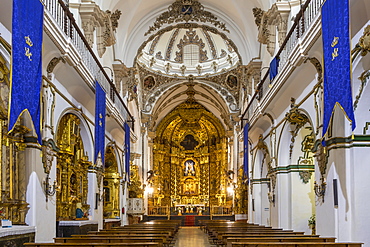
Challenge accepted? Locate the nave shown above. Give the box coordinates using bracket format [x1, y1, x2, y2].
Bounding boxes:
[22, 219, 363, 247]
[1, 0, 370, 246]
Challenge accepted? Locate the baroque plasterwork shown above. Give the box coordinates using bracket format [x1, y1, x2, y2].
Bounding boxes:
[136, 23, 242, 67]
[77, 2, 121, 57]
[137, 63, 242, 115]
[253, 2, 290, 56]
[145, 0, 229, 36]
[285, 98, 309, 159]
[174, 29, 208, 63]
[352, 25, 370, 59]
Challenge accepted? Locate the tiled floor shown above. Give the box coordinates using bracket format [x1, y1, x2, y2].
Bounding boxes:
[174, 226, 215, 247]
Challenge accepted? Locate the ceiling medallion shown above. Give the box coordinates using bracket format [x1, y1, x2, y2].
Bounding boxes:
[145, 0, 229, 36]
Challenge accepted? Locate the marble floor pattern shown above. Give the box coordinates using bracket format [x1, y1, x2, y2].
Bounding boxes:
[173, 226, 215, 247]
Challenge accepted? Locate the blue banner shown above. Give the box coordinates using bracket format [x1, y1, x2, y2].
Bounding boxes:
[94, 81, 106, 165]
[243, 123, 249, 181]
[322, 0, 356, 135]
[9, 0, 44, 144]
[124, 122, 131, 182]
[269, 56, 280, 81]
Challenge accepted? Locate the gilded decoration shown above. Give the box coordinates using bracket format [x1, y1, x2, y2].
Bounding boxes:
[354, 70, 370, 111]
[234, 166, 248, 214]
[0, 55, 29, 224]
[352, 25, 370, 59]
[103, 145, 121, 218]
[152, 97, 229, 210]
[145, 0, 229, 36]
[128, 164, 144, 198]
[56, 114, 91, 220]
[286, 98, 309, 159]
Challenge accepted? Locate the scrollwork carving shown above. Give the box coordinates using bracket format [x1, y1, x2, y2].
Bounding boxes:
[352, 25, 370, 60]
[286, 98, 309, 159]
[46, 57, 66, 75]
[145, 0, 229, 36]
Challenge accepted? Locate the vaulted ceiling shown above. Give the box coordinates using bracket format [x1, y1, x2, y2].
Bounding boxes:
[101, 0, 267, 67]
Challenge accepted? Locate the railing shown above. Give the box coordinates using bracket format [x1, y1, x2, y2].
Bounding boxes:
[210, 206, 233, 216]
[148, 206, 170, 216]
[241, 0, 324, 127]
[42, 0, 134, 129]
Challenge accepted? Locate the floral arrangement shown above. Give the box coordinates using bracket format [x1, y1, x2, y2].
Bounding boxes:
[308, 214, 316, 226]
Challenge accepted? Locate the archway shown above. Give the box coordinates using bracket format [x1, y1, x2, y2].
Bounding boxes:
[150, 96, 229, 216]
[56, 113, 90, 220]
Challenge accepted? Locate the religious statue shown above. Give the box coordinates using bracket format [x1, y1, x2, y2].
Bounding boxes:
[184, 160, 195, 176]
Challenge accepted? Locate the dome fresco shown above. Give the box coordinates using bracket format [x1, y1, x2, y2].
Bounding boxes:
[136, 25, 241, 77]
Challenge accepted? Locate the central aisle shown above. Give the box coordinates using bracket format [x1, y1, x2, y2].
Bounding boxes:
[174, 226, 214, 247]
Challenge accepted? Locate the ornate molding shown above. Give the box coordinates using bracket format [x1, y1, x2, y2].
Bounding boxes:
[112, 62, 129, 93]
[286, 98, 309, 159]
[299, 171, 312, 184]
[174, 29, 208, 63]
[253, 3, 291, 56]
[314, 141, 328, 178]
[46, 56, 66, 75]
[42, 140, 58, 174]
[145, 0, 229, 36]
[352, 25, 370, 60]
[136, 23, 242, 66]
[78, 3, 121, 57]
[354, 70, 370, 111]
[304, 57, 323, 81]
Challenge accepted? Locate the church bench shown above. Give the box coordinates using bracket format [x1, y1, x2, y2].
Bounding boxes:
[24, 243, 160, 247]
[211, 230, 305, 241]
[81, 232, 173, 245]
[227, 242, 362, 247]
[54, 236, 164, 245]
[88, 230, 173, 236]
[220, 235, 326, 242]
[224, 237, 336, 246]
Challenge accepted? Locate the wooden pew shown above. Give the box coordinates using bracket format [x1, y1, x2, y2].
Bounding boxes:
[54, 236, 164, 245]
[24, 243, 160, 247]
[227, 242, 362, 247]
[224, 236, 336, 246]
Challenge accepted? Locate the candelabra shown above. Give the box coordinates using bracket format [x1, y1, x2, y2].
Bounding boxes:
[43, 174, 58, 202]
[314, 178, 327, 202]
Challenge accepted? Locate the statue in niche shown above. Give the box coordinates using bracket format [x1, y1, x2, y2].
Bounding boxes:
[180, 134, 199, 150]
[184, 159, 195, 176]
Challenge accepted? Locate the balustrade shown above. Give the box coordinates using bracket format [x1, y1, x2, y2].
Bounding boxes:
[41, 0, 134, 128]
[242, 0, 325, 125]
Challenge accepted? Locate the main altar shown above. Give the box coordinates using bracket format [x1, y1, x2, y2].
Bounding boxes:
[148, 93, 235, 217]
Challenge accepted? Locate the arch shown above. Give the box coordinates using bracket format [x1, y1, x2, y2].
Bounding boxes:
[55, 113, 92, 220]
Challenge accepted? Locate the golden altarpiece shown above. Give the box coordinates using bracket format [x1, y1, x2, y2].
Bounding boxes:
[0, 51, 29, 225]
[151, 94, 232, 215]
[56, 114, 90, 220]
[103, 145, 121, 219]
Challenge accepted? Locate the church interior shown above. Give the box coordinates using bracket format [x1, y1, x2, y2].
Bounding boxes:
[1, 0, 370, 246]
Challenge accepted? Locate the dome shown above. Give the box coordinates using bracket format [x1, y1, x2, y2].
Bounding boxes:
[136, 24, 241, 77]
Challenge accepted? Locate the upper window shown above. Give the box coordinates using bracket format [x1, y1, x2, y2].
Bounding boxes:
[183, 44, 199, 66]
